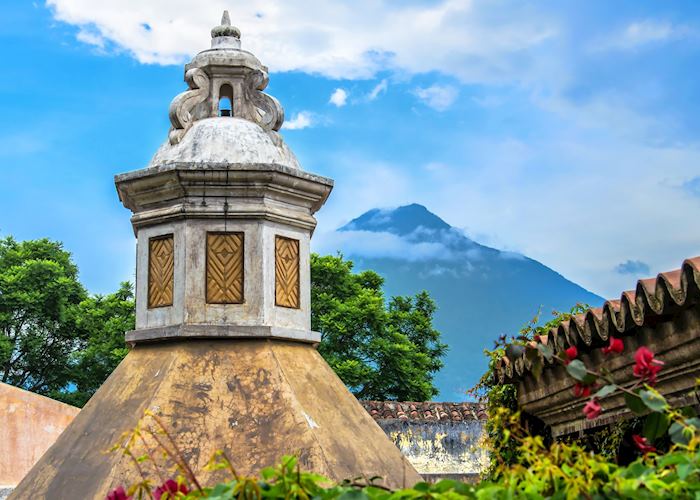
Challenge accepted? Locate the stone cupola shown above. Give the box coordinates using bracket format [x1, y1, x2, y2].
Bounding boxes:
[10, 13, 420, 499]
[115, 10, 333, 345]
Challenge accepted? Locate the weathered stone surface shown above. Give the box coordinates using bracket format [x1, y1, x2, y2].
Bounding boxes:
[377, 420, 488, 483]
[10, 340, 421, 499]
[151, 119, 300, 170]
[167, 11, 283, 143]
[361, 402, 489, 482]
[0, 382, 78, 489]
[126, 219, 315, 338]
[115, 164, 333, 234]
[125, 324, 320, 344]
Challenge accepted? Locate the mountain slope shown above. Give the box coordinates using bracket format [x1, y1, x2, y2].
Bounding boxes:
[337, 204, 603, 400]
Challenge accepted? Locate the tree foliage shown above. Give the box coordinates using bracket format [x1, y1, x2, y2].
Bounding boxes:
[60, 281, 134, 407]
[0, 236, 134, 406]
[311, 253, 447, 401]
[0, 237, 87, 395]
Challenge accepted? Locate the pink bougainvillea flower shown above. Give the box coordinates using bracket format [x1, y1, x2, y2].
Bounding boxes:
[602, 337, 624, 355]
[573, 383, 592, 398]
[632, 434, 657, 455]
[564, 346, 578, 365]
[633, 346, 664, 385]
[106, 486, 131, 500]
[565, 346, 578, 359]
[583, 399, 602, 420]
[154, 479, 189, 500]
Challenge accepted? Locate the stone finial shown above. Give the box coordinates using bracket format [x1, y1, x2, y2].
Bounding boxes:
[165, 11, 284, 144]
[211, 10, 241, 39]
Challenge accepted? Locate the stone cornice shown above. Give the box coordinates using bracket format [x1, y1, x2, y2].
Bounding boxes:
[115, 163, 333, 233]
[125, 324, 321, 345]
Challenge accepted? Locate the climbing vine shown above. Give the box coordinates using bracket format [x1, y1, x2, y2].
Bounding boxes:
[469, 305, 588, 474]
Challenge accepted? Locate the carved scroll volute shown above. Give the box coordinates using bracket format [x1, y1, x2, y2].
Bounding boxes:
[244, 70, 284, 132]
[168, 68, 211, 145]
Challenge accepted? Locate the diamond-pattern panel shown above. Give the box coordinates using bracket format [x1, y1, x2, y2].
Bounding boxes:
[206, 232, 244, 304]
[275, 236, 300, 309]
[148, 235, 174, 308]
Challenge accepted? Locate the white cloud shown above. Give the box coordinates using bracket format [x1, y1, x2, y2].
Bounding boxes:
[625, 20, 676, 44]
[45, 0, 556, 83]
[590, 20, 694, 51]
[314, 230, 452, 262]
[413, 84, 459, 111]
[329, 88, 348, 107]
[368, 79, 388, 100]
[281, 111, 314, 130]
[311, 92, 700, 299]
[76, 28, 106, 48]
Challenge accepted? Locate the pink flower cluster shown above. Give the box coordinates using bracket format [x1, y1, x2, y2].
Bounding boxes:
[106, 479, 189, 500]
[569, 337, 665, 422]
[571, 337, 628, 421]
[633, 346, 664, 385]
[632, 434, 657, 455]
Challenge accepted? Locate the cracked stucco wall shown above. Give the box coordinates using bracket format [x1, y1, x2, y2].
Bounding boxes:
[376, 419, 489, 481]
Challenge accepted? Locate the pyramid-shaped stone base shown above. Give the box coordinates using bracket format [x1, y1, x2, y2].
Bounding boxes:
[11, 339, 421, 499]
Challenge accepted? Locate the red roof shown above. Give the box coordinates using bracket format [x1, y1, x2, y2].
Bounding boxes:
[497, 256, 700, 382]
[361, 401, 487, 421]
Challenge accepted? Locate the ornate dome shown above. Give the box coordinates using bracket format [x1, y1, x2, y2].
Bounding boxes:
[151, 11, 296, 169]
[149, 118, 300, 169]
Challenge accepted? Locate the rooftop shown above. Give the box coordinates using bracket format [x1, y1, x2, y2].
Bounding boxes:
[361, 401, 487, 422]
[498, 256, 700, 383]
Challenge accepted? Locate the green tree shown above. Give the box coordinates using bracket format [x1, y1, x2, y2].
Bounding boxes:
[311, 253, 447, 401]
[58, 282, 134, 407]
[0, 237, 87, 395]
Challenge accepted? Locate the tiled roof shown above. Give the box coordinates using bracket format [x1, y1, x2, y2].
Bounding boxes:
[497, 256, 700, 383]
[361, 401, 487, 421]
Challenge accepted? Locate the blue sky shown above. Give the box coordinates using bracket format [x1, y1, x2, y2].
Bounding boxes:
[1, 1, 699, 298]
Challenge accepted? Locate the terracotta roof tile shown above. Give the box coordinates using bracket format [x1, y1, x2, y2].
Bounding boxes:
[361, 401, 488, 421]
[497, 256, 700, 383]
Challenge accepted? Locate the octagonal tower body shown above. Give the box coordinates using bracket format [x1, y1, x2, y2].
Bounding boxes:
[117, 13, 332, 344]
[9, 13, 420, 499]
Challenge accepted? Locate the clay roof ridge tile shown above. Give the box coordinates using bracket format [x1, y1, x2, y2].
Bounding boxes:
[497, 255, 700, 383]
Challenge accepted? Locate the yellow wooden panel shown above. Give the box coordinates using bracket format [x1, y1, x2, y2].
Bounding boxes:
[148, 235, 174, 308]
[206, 232, 244, 304]
[275, 236, 300, 309]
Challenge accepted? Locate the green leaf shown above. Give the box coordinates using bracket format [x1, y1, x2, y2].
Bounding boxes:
[624, 391, 647, 415]
[338, 491, 370, 500]
[595, 384, 617, 399]
[678, 463, 692, 480]
[657, 452, 690, 468]
[670, 422, 690, 446]
[537, 343, 553, 362]
[412, 482, 431, 492]
[566, 359, 587, 381]
[644, 412, 670, 440]
[640, 388, 668, 412]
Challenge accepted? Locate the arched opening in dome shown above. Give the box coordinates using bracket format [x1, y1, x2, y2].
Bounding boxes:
[218, 84, 234, 117]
